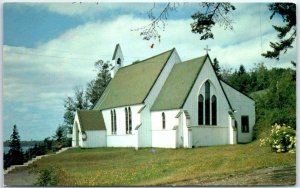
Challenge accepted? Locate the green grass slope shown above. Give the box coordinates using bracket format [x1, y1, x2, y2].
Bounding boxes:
[31, 141, 295, 186]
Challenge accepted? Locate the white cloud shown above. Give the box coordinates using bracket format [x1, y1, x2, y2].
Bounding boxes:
[4, 14, 296, 104]
[26, 2, 156, 17]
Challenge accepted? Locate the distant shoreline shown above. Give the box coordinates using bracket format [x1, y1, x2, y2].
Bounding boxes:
[3, 146, 32, 154]
[3, 140, 43, 147]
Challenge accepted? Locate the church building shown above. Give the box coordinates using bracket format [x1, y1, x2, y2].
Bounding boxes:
[72, 44, 255, 149]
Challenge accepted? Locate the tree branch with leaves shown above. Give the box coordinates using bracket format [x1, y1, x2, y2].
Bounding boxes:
[262, 3, 296, 61]
[133, 3, 235, 41]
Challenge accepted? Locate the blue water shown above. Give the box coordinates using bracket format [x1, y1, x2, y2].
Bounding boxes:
[3, 146, 31, 154]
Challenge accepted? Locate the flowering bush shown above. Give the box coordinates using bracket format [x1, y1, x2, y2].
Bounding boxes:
[260, 123, 296, 153]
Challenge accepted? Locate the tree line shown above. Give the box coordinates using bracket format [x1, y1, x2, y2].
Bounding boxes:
[213, 59, 296, 139]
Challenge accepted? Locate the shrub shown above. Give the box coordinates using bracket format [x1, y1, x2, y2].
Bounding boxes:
[260, 123, 296, 153]
[35, 166, 71, 186]
[35, 166, 59, 186]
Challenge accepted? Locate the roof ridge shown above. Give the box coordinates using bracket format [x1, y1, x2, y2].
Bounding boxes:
[118, 48, 175, 70]
[181, 54, 207, 63]
[79, 109, 100, 112]
[151, 55, 206, 111]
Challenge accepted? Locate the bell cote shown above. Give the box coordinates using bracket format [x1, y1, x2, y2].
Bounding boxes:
[111, 44, 124, 78]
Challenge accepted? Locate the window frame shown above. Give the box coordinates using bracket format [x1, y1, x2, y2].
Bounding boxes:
[241, 116, 249, 133]
[125, 108, 128, 134]
[113, 109, 117, 134]
[198, 94, 204, 125]
[162, 112, 166, 129]
[111, 110, 114, 135]
[205, 81, 210, 125]
[128, 107, 132, 134]
[211, 95, 217, 126]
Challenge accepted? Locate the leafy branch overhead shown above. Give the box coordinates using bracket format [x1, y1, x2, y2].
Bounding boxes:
[133, 3, 235, 41]
[131, 3, 179, 41]
[261, 3, 296, 60]
[191, 3, 235, 40]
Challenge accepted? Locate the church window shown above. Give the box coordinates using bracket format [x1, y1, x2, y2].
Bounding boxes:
[205, 81, 210, 125]
[211, 95, 217, 125]
[128, 107, 132, 134]
[111, 110, 114, 134]
[113, 110, 117, 134]
[162, 112, 166, 129]
[117, 58, 121, 65]
[241, 116, 249, 133]
[198, 94, 204, 125]
[125, 108, 128, 134]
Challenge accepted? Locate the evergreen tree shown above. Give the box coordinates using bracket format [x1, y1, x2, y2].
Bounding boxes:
[86, 60, 111, 106]
[262, 3, 296, 61]
[212, 58, 221, 78]
[226, 65, 251, 94]
[7, 125, 24, 166]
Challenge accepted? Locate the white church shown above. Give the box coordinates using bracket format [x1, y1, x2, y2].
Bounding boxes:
[72, 44, 255, 149]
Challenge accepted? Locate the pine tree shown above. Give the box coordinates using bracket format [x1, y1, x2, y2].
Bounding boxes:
[8, 125, 24, 166]
[212, 58, 221, 78]
[262, 3, 296, 60]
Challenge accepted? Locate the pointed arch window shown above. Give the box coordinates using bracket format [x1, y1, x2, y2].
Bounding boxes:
[198, 94, 204, 125]
[205, 81, 210, 125]
[111, 110, 114, 134]
[125, 108, 128, 133]
[211, 95, 217, 125]
[113, 110, 117, 134]
[162, 112, 166, 129]
[128, 107, 132, 134]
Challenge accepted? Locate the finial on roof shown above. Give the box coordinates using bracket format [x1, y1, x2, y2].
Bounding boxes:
[204, 45, 211, 54]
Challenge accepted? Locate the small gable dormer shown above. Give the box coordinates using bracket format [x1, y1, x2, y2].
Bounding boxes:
[111, 44, 124, 78]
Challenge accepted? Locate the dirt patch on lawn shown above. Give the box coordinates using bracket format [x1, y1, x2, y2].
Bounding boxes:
[170, 165, 296, 186]
[4, 166, 37, 186]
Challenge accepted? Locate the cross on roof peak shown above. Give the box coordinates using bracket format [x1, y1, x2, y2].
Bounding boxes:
[204, 45, 211, 54]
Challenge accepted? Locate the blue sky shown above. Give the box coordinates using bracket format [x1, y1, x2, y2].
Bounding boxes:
[3, 2, 297, 141]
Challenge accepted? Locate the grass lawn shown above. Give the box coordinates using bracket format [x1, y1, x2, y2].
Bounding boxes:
[31, 140, 295, 186]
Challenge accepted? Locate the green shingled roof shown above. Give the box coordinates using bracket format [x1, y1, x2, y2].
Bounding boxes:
[151, 55, 207, 111]
[93, 49, 174, 110]
[77, 110, 106, 131]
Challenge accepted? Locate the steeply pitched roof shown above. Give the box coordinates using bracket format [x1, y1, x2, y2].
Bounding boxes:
[151, 55, 207, 111]
[93, 49, 175, 110]
[77, 110, 106, 131]
[112, 44, 120, 60]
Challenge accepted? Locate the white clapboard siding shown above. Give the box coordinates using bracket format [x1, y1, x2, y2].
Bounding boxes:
[191, 126, 228, 147]
[107, 134, 137, 147]
[183, 58, 231, 128]
[101, 104, 143, 147]
[82, 131, 107, 148]
[221, 81, 255, 143]
[140, 50, 181, 147]
[151, 110, 179, 148]
[152, 130, 177, 148]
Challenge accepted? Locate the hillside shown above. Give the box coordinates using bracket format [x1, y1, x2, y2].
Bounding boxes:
[29, 141, 295, 186]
